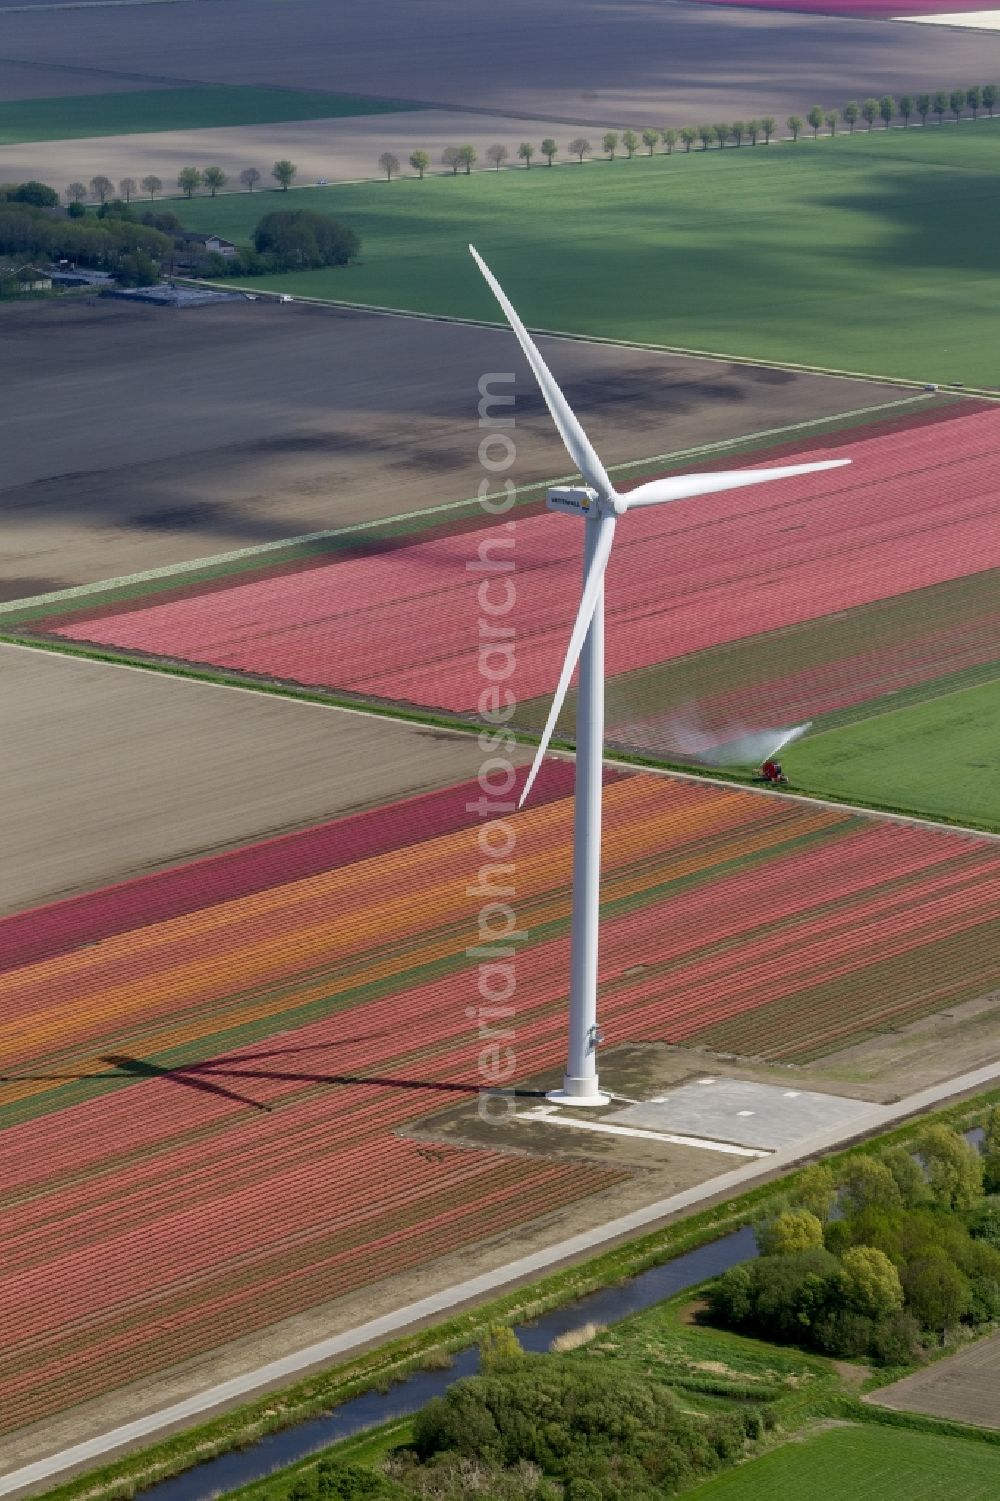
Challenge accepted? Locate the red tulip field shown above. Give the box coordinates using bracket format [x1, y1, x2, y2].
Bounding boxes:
[1, 766, 997, 1429]
[35, 404, 1000, 755]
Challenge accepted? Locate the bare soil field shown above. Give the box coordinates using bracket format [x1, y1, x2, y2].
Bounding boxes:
[867, 1329, 1000, 1428]
[0, 296, 906, 600]
[0, 57, 169, 102]
[0, 109, 591, 188]
[0, 0, 997, 124]
[0, 642, 501, 914]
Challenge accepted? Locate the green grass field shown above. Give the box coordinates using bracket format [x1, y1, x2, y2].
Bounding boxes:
[578, 1291, 838, 1399]
[784, 678, 1000, 830]
[178, 124, 1000, 385]
[0, 87, 419, 144]
[690, 1424, 1000, 1498]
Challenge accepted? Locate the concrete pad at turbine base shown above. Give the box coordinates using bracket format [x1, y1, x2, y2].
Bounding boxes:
[610, 1078, 874, 1152]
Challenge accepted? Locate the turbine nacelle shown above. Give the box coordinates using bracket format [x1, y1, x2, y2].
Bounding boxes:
[546, 485, 601, 518]
[547, 486, 636, 519]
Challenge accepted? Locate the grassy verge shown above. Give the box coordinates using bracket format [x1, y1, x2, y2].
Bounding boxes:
[685, 1424, 1000, 1499]
[6, 628, 1000, 836]
[171, 123, 1000, 385]
[29, 1090, 1000, 1501]
[6, 627, 999, 838]
[0, 87, 420, 145]
[138, 1260, 1000, 1501]
[783, 678, 1000, 832]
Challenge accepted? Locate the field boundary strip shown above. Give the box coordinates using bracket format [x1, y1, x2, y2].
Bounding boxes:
[0, 391, 942, 625]
[614, 751, 1000, 844]
[0, 634, 480, 739]
[3, 635, 999, 847]
[4, 1058, 1000, 1498]
[189, 279, 1000, 397]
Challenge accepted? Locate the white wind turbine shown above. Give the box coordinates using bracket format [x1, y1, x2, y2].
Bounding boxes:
[470, 246, 850, 1106]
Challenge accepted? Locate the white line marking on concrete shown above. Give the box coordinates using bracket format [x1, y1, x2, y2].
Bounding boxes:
[520, 1104, 768, 1157]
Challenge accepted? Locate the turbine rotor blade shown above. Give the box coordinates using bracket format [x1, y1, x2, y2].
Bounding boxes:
[469, 244, 614, 500]
[620, 458, 850, 510]
[520, 512, 617, 808]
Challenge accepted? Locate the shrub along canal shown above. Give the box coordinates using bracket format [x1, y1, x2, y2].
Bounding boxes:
[140, 1227, 757, 1501]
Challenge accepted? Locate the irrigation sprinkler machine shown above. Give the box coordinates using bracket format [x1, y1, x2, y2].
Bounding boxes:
[469, 246, 850, 1113]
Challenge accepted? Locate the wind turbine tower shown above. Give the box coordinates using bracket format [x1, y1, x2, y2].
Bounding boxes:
[470, 246, 850, 1106]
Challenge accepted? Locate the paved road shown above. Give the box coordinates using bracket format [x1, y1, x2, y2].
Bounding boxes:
[4, 1056, 999, 1498]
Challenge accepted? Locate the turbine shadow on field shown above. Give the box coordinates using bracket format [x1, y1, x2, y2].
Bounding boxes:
[1, 1046, 496, 1107]
[187, 1058, 482, 1097]
[101, 1054, 273, 1112]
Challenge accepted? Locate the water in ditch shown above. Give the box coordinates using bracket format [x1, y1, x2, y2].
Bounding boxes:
[142, 1225, 757, 1501]
[100, 1130, 989, 1501]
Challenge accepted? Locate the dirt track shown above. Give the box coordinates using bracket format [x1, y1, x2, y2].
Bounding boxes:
[0, 0, 997, 125]
[0, 296, 908, 598]
[0, 643, 504, 915]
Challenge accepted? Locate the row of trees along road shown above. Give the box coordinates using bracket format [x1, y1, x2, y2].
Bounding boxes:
[377, 132, 776, 175]
[64, 161, 298, 206]
[60, 78, 999, 212]
[794, 84, 999, 138]
[376, 82, 999, 175]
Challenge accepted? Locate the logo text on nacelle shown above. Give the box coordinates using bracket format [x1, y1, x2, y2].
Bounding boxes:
[546, 486, 598, 517]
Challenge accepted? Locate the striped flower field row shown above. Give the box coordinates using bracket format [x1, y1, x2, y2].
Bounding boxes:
[1, 770, 998, 1430]
[604, 572, 1000, 756]
[32, 405, 1000, 736]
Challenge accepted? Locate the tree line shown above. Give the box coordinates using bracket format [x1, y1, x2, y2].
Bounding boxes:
[63, 160, 299, 206]
[374, 83, 999, 175]
[709, 1115, 1000, 1366]
[790, 84, 999, 140]
[0, 178, 359, 285]
[0, 180, 173, 284]
[270, 1346, 776, 1499]
[57, 80, 999, 211]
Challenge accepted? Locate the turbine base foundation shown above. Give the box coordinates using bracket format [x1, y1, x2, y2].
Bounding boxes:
[546, 1079, 610, 1108]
